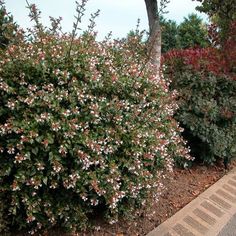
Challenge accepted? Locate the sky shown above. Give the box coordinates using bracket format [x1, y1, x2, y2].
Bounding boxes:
[5, 0, 208, 40]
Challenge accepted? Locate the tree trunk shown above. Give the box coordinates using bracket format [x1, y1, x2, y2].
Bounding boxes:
[144, 0, 162, 72]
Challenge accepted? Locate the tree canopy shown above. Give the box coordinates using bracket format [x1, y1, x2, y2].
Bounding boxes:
[0, 1, 17, 49]
[160, 16, 178, 53]
[177, 13, 209, 49]
[160, 13, 209, 52]
[194, 0, 236, 40]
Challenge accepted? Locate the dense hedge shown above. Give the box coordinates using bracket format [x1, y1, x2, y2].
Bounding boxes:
[0, 2, 191, 234]
[163, 47, 236, 165]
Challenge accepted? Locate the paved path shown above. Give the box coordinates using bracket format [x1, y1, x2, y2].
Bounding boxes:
[218, 213, 236, 236]
[146, 168, 236, 236]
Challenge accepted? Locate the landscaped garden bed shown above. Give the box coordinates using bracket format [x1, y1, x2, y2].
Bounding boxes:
[1, 1, 235, 235]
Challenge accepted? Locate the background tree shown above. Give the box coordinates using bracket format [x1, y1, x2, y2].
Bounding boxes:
[160, 16, 178, 53]
[177, 13, 209, 49]
[194, 0, 236, 41]
[0, 1, 17, 49]
[144, 0, 169, 72]
[194, 0, 235, 75]
[144, 0, 161, 71]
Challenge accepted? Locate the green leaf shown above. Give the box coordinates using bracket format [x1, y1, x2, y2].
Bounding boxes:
[32, 147, 39, 155]
[42, 177, 48, 185]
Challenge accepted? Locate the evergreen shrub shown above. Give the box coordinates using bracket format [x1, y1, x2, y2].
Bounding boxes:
[163, 46, 236, 165]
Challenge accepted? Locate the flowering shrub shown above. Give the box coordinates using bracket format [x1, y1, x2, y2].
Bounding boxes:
[0, 1, 191, 234]
[162, 44, 236, 165]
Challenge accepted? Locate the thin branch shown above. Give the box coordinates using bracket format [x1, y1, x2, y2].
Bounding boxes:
[25, 0, 45, 51]
[66, 0, 87, 62]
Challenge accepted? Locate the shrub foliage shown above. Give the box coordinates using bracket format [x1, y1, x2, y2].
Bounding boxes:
[163, 45, 236, 165]
[0, 2, 190, 234]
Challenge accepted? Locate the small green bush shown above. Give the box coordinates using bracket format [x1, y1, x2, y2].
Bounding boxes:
[163, 49, 236, 165]
[0, 2, 191, 234]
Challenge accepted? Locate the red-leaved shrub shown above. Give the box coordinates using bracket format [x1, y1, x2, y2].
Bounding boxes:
[162, 21, 236, 165]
